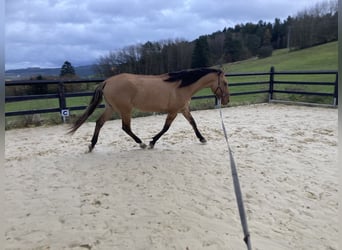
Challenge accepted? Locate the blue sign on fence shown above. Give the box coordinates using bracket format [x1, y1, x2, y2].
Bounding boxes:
[61, 109, 69, 117]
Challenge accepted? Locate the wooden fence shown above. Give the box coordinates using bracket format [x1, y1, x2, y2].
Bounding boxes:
[5, 66, 338, 119]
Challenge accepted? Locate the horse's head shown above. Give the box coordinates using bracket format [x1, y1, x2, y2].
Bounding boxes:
[211, 71, 230, 105]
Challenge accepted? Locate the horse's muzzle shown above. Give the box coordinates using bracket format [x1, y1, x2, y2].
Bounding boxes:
[214, 87, 229, 105]
[221, 96, 229, 105]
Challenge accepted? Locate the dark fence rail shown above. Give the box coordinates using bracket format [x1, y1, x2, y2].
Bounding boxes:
[5, 66, 338, 118]
[268, 67, 338, 105]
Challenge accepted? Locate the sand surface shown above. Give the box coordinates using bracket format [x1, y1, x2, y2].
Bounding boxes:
[5, 104, 338, 250]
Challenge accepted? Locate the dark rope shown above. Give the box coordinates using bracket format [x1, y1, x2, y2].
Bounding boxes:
[218, 100, 252, 250]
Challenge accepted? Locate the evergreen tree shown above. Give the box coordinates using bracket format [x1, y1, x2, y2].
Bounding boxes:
[262, 28, 272, 46]
[60, 61, 76, 77]
[191, 36, 210, 68]
[257, 28, 273, 58]
[223, 32, 243, 62]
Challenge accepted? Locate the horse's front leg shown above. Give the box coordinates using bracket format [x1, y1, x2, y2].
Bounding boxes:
[121, 112, 146, 149]
[149, 112, 177, 149]
[181, 106, 207, 144]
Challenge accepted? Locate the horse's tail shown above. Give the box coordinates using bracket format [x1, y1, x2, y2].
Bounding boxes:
[68, 81, 106, 134]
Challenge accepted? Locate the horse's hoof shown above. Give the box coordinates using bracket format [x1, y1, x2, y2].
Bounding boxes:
[88, 144, 94, 152]
[200, 138, 207, 144]
[148, 142, 155, 149]
[139, 143, 147, 149]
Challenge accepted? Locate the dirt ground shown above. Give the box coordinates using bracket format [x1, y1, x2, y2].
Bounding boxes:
[5, 104, 338, 250]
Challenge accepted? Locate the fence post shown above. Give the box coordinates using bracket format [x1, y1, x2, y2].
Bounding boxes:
[268, 66, 275, 102]
[58, 80, 67, 122]
[333, 72, 338, 106]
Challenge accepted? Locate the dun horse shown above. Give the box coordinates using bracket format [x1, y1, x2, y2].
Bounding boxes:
[69, 68, 229, 151]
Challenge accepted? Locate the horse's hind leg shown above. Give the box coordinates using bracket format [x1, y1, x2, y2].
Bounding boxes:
[181, 106, 206, 143]
[121, 112, 146, 149]
[89, 106, 113, 152]
[149, 112, 177, 149]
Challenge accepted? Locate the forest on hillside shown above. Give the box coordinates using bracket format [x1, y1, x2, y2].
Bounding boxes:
[95, 0, 338, 77]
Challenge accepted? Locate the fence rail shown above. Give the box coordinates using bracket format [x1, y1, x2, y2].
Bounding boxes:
[5, 66, 338, 118]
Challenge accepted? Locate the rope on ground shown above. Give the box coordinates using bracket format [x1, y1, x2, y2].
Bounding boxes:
[217, 100, 252, 250]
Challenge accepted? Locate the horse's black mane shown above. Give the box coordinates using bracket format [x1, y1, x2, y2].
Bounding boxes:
[164, 68, 222, 88]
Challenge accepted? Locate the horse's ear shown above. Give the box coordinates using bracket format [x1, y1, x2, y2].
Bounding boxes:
[217, 64, 224, 74]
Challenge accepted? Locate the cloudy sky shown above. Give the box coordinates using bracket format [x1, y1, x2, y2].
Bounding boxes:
[5, 0, 322, 70]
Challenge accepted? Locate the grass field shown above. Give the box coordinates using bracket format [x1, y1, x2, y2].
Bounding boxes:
[224, 41, 337, 72]
[5, 42, 338, 129]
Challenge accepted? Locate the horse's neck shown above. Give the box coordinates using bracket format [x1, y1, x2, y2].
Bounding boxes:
[186, 77, 213, 97]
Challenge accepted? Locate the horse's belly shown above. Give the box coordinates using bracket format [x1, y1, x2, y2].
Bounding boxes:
[133, 101, 169, 113]
[132, 93, 180, 113]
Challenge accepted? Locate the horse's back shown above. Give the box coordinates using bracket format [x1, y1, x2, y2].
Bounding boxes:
[105, 73, 167, 86]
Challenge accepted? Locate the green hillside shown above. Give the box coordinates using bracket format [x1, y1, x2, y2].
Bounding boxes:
[223, 41, 337, 73]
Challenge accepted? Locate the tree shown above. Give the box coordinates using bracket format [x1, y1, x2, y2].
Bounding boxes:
[60, 61, 76, 77]
[191, 36, 210, 68]
[30, 75, 48, 94]
[208, 32, 225, 65]
[140, 41, 163, 74]
[257, 28, 273, 58]
[223, 32, 243, 62]
[246, 34, 261, 55]
[272, 18, 287, 49]
[257, 46, 273, 58]
[289, 0, 337, 49]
